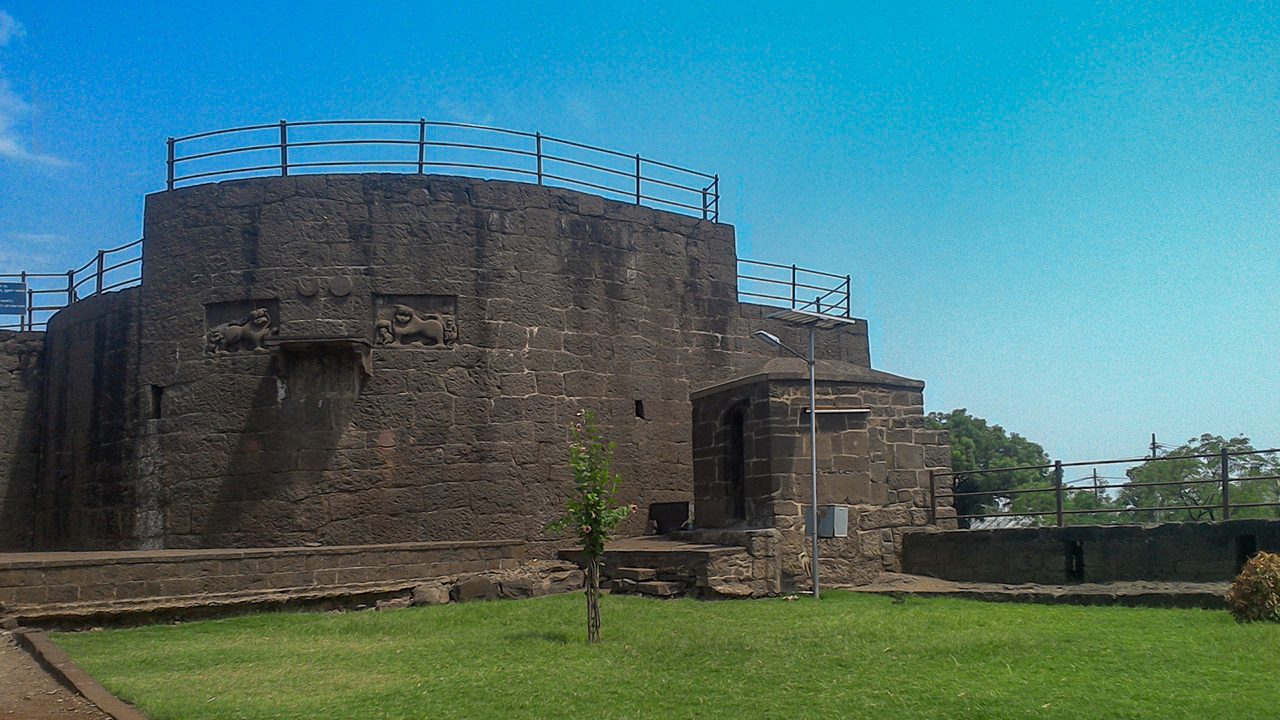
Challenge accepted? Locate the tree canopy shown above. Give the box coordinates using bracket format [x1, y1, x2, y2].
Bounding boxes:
[927, 410, 1280, 525]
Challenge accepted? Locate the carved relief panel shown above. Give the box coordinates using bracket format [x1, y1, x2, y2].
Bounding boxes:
[204, 299, 280, 353]
[373, 295, 458, 348]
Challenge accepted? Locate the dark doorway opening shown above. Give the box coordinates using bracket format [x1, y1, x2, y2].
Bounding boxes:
[726, 408, 746, 521]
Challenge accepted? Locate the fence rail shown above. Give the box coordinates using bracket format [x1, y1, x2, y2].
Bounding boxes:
[929, 447, 1280, 527]
[168, 119, 720, 222]
[736, 259, 852, 317]
[0, 239, 142, 331]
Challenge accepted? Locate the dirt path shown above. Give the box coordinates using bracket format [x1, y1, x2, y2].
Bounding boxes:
[0, 631, 109, 719]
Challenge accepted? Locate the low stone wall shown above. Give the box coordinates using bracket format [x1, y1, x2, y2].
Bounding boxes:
[902, 520, 1280, 584]
[0, 540, 524, 610]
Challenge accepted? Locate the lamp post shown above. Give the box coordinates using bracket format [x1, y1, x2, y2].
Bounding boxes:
[753, 327, 820, 599]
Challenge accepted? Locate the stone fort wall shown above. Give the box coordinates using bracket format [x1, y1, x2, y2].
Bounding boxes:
[4, 173, 873, 552]
[0, 331, 45, 549]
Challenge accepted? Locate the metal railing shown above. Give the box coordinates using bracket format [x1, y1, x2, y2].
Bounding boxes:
[0, 239, 142, 331]
[736, 259, 852, 317]
[167, 119, 720, 221]
[929, 447, 1280, 527]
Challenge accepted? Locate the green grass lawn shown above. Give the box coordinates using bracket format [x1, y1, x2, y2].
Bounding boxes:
[53, 591, 1280, 720]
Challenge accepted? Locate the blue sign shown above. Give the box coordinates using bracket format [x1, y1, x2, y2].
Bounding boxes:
[0, 281, 27, 315]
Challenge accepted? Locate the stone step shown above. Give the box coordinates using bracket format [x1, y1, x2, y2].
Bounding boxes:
[636, 580, 686, 597]
[613, 566, 657, 581]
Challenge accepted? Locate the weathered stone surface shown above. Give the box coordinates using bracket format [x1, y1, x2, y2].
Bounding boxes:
[3, 173, 885, 555]
[450, 575, 500, 602]
[411, 581, 449, 606]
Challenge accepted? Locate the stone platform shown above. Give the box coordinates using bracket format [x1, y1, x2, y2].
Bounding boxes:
[560, 533, 783, 598]
[0, 540, 524, 628]
[849, 572, 1229, 609]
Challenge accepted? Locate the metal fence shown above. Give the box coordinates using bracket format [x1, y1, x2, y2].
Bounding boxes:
[736, 259, 852, 317]
[0, 239, 142, 331]
[168, 119, 720, 221]
[929, 447, 1280, 527]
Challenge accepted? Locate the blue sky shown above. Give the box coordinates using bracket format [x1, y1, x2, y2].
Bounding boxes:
[0, 2, 1276, 462]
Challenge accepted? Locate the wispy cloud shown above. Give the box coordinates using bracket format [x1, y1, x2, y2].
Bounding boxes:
[0, 10, 22, 47]
[0, 11, 66, 167]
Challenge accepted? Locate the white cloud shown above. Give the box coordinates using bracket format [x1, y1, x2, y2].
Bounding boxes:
[0, 10, 23, 47]
[0, 12, 65, 167]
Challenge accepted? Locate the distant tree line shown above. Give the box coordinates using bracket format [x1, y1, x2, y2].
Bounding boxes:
[925, 409, 1280, 526]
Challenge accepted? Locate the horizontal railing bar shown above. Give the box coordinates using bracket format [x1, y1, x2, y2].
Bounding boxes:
[541, 134, 635, 161]
[102, 258, 140, 274]
[640, 174, 708, 193]
[172, 122, 281, 143]
[640, 154, 717, 180]
[283, 119, 419, 129]
[174, 143, 281, 163]
[1229, 501, 1280, 509]
[174, 164, 283, 182]
[637, 194, 704, 213]
[540, 172, 632, 197]
[285, 138, 421, 149]
[543, 153, 635, 180]
[421, 120, 537, 139]
[285, 160, 421, 169]
[71, 256, 97, 274]
[100, 277, 141, 292]
[936, 447, 1280, 479]
[426, 140, 537, 158]
[424, 161, 537, 177]
[0, 272, 68, 279]
[104, 238, 144, 253]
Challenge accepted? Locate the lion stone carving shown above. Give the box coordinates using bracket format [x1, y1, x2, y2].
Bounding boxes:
[376, 304, 457, 347]
[206, 307, 275, 353]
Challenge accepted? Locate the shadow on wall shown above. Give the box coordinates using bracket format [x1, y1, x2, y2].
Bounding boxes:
[199, 349, 361, 547]
[0, 334, 44, 551]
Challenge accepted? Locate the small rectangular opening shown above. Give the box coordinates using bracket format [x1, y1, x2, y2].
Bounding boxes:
[1237, 535, 1258, 572]
[1065, 540, 1085, 583]
[634, 399, 645, 419]
[149, 385, 164, 419]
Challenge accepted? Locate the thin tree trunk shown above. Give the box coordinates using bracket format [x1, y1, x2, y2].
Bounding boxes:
[586, 558, 602, 643]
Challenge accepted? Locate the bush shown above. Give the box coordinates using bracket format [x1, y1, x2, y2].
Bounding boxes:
[1226, 551, 1280, 623]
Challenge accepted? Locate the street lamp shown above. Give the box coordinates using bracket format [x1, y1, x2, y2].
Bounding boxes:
[753, 327, 821, 599]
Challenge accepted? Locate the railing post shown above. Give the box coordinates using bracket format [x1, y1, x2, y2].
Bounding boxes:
[96, 250, 105, 295]
[1054, 460, 1065, 527]
[166, 137, 176, 190]
[701, 187, 708, 220]
[66, 269, 75, 304]
[845, 275, 851, 317]
[815, 295, 821, 315]
[19, 271, 27, 331]
[791, 264, 797, 309]
[417, 118, 426, 174]
[279, 120, 289, 177]
[1221, 448, 1231, 520]
[634, 154, 641, 204]
[929, 470, 937, 523]
[535, 133, 543, 185]
[712, 174, 719, 222]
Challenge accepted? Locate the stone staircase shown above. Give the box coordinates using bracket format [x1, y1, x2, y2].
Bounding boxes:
[560, 532, 783, 599]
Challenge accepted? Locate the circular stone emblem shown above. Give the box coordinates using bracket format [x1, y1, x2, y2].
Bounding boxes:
[328, 276, 353, 297]
[296, 278, 319, 297]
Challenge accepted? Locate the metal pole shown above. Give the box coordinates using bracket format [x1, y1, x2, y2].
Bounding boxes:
[790, 265, 797, 310]
[166, 137, 176, 190]
[701, 188, 708, 220]
[96, 250, 104, 295]
[634, 154, 641, 204]
[808, 323, 820, 599]
[20, 271, 27, 331]
[279, 120, 289, 177]
[536, 133, 543, 185]
[844, 275, 851, 317]
[712, 174, 719, 222]
[417, 118, 426, 174]
[1221, 448, 1231, 520]
[1054, 460, 1064, 528]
